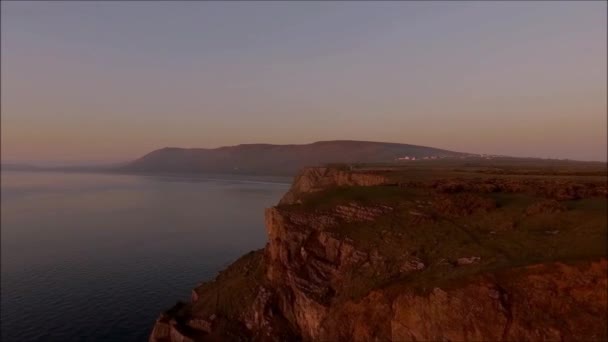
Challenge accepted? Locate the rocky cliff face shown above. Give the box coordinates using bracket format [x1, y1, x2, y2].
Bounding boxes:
[278, 167, 390, 205]
[150, 166, 607, 342]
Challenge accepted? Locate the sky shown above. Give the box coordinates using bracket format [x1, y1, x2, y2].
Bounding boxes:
[1, 1, 606, 164]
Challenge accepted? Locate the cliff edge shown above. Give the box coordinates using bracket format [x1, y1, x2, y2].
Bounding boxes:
[150, 164, 608, 342]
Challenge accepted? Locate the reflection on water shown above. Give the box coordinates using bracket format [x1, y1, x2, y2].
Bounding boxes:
[1, 171, 290, 341]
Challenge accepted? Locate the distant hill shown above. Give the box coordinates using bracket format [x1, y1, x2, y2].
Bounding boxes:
[120, 140, 468, 176]
[1, 163, 42, 171]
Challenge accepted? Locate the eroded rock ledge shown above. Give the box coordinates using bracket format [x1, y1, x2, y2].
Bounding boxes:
[150, 166, 608, 342]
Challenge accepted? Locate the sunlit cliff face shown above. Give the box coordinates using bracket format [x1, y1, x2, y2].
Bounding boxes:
[2, 1, 606, 164]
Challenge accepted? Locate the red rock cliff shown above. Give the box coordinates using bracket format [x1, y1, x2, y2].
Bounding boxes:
[150, 166, 608, 342]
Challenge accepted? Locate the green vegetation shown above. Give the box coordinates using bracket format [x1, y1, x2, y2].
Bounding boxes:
[159, 162, 606, 341]
[182, 250, 266, 320]
[281, 164, 606, 301]
[354, 158, 607, 183]
[294, 185, 422, 210]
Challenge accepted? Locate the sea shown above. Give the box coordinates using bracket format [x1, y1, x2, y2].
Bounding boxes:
[0, 170, 291, 341]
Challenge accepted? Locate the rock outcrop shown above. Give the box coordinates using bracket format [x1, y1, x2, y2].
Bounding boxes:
[279, 167, 390, 205]
[150, 166, 608, 342]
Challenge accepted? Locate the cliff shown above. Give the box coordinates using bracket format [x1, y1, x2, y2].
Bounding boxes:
[278, 167, 391, 205]
[150, 165, 608, 342]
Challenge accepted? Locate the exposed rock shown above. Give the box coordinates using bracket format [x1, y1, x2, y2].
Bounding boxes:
[150, 314, 197, 342]
[400, 258, 426, 272]
[191, 290, 199, 303]
[150, 166, 608, 342]
[187, 319, 212, 333]
[279, 167, 389, 205]
[456, 256, 481, 266]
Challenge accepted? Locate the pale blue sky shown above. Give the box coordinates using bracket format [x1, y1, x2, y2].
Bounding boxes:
[2, 1, 606, 163]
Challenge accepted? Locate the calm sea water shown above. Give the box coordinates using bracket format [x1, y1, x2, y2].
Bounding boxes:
[1, 171, 290, 342]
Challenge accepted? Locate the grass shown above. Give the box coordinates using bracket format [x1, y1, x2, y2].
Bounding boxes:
[362, 159, 607, 183]
[283, 180, 607, 301]
[160, 162, 607, 339]
[292, 185, 428, 211]
[188, 163, 606, 309]
[187, 250, 267, 320]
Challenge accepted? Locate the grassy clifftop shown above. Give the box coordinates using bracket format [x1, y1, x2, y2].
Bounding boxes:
[151, 161, 607, 342]
[279, 162, 606, 299]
